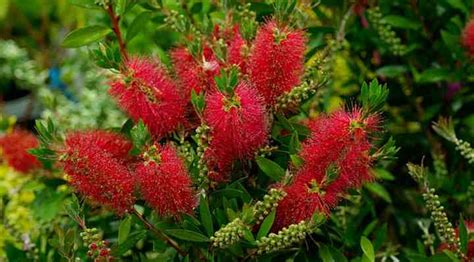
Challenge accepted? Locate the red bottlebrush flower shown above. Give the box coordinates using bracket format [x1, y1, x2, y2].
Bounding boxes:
[136, 144, 196, 218]
[272, 173, 329, 232]
[227, 27, 249, 74]
[109, 57, 185, 138]
[273, 108, 379, 230]
[61, 131, 135, 214]
[204, 82, 269, 175]
[171, 46, 221, 98]
[0, 129, 40, 173]
[462, 20, 474, 58]
[249, 20, 306, 105]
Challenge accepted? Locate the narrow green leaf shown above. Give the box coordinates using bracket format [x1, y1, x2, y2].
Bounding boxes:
[459, 218, 468, 255]
[199, 195, 214, 236]
[116, 0, 127, 16]
[257, 210, 276, 240]
[62, 25, 112, 48]
[164, 229, 210, 242]
[111, 230, 147, 256]
[365, 183, 392, 203]
[118, 215, 132, 244]
[126, 11, 151, 42]
[319, 244, 334, 262]
[382, 15, 421, 30]
[360, 236, 375, 262]
[416, 68, 451, 83]
[256, 156, 285, 181]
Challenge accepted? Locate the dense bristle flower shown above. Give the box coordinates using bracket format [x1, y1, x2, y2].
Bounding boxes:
[227, 27, 249, 74]
[462, 20, 474, 58]
[171, 46, 220, 98]
[0, 129, 40, 173]
[136, 144, 196, 218]
[273, 108, 379, 230]
[204, 82, 269, 176]
[272, 175, 329, 232]
[109, 57, 185, 138]
[249, 20, 306, 105]
[61, 131, 135, 214]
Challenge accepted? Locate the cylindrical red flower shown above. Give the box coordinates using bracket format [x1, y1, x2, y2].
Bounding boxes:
[109, 57, 186, 138]
[136, 144, 196, 219]
[171, 46, 220, 98]
[204, 82, 269, 176]
[227, 27, 249, 74]
[273, 108, 379, 230]
[272, 173, 329, 232]
[61, 131, 135, 215]
[249, 20, 306, 105]
[462, 20, 474, 58]
[0, 129, 40, 173]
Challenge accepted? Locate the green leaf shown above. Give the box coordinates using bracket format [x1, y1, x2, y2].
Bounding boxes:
[191, 89, 205, 114]
[360, 236, 375, 262]
[242, 227, 256, 244]
[416, 68, 451, 83]
[111, 230, 147, 256]
[382, 15, 421, 30]
[126, 11, 151, 42]
[164, 229, 210, 242]
[256, 156, 285, 181]
[373, 168, 395, 181]
[376, 65, 407, 78]
[199, 195, 214, 236]
[130, 120, 150, 155]
[289, 131, 300, 154]
[257, 210, 276, 240]
[0, 0, 9, 20]
[446, 0, 469, 16]
[118, 215, 132, 245]
[116, 0, 127, 16]
[459, 218, 468, 255]
[319, 244, 334, 262]
[365, 182, 392, 203]
[359, 80, 389, 113]
[62, 25, 112, 48]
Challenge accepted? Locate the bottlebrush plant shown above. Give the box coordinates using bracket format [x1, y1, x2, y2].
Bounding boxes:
[1, 0, 474, 261]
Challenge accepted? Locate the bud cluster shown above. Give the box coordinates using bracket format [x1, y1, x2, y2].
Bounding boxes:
[422, 188, 464, 259]
[255, 220, 310, 255]
[454, 139, 474, 165]
[210, 218, 246, 248]
[79, 228, 112, 261]
[367, 7, 407, 56]
[194, 124, 211, 186]
[253, 188, 287, 223]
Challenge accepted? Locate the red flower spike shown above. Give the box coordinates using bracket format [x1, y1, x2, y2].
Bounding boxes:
[137, 144, 197, 219]
[227, 27, 249, 74]
[171, 46, 221, 99]
[273, 108, 379, 230]
[462, 20, 474, 58]
[204, 82, 269, 176]
[249, 20, 306, 105]
[0, 129, 40, 173]
[109, 57, 185, 138]
[62, 131, 135, 215]
[272, 175, 329, 232]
